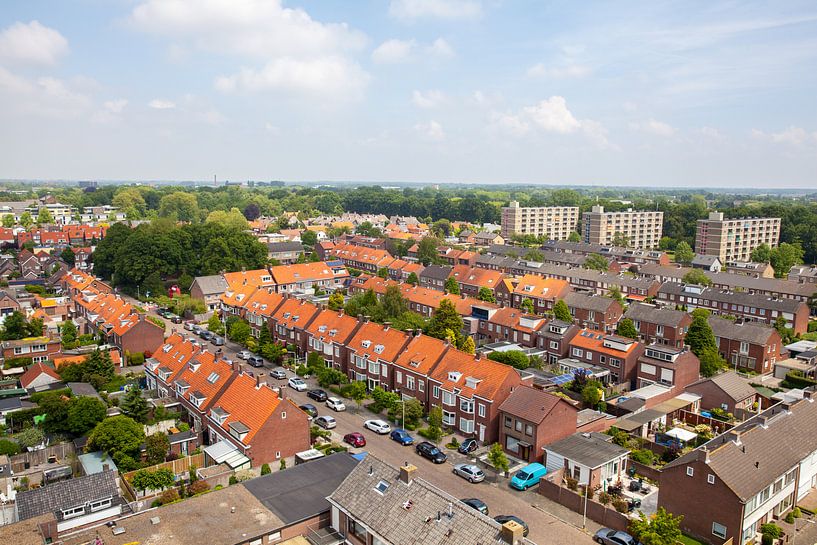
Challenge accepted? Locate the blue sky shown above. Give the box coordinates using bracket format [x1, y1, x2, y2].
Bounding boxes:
[0, 0, 815, 187]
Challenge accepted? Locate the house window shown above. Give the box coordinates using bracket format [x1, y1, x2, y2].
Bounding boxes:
[396, 371, 403, 383]
[268, 531, 282, 541]
[515, 420, 523, 432]
[712, 522, 727, 539]
[443, 411, 456, 426]
[525, 424, 534, 436]
[572, 348, 583, 358]
[432, 385, 440, 398]
[406, 376, 415, 389]
[61, 505, 85, 519]
[442, 391, 456, 406]
[460, 418, 474, 434]
[478, 404, 486, 418]
[686, 466, 694, 477]
[418, 380, 424, 392]
[707, 474, 715, 485]
[281, 412, 286, 419]
[550, 341, 559, 350]
[505, 416, 512, 428]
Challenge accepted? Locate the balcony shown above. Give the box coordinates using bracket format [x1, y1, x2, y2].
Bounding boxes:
[306, 525, 345, 545]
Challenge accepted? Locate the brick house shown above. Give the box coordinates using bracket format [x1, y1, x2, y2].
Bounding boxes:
[567, 329, 645, 387]
[207, 373, 310, 467]
[2, 337, 61, 364]
[685, 372, 759, 417]
[419, 265, 453, 291]
[635, 344, 700, 399]
[623, 303, 692, 348]
[241, 288, 286, 339]
[19, 361, 62, 390]
[392, 333, 449, 404]
[172, 350, 237, 439]
[269, 261, 349, 293]
[145, 333, 201, 397]
[108, 314, 165, 359]
[708, 316, 784, 375]
[543, 432, 630, 489]
[536, 320, 580, 365]
[476, 307, 546, 348]
[268, 297, 321, 354]
[512, 275, 571, 314]
[345, 321, 410, 390]
[562, 292, 623, 333]
[449, 265, 506, 299]
[498, 387, 579, 463]
[427, 350, 528, 444]
[189, 275, 229, 312]
[303, 309, 361, 371]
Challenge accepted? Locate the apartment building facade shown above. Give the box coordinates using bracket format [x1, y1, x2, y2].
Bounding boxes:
[500, 201, 580, 240]
[582, 205, 664, 249]
[695, 212, 781, 263]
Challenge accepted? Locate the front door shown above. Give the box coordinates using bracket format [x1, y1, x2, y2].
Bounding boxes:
[519, 443, 532, 461]
[478, 424, 485, 442]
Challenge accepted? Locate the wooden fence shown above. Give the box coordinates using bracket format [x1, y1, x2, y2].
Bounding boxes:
[121, 453, 206, 500]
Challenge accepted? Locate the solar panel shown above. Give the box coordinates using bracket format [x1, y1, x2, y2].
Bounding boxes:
[550, 373, 574, 385]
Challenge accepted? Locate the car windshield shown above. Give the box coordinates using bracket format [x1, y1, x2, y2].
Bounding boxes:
[515, 471, 530, 480]
[429, 447, 440, 455]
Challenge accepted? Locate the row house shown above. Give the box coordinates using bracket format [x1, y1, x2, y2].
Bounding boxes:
[562, 292, 623, 333]
[269, 261, 349, 293]
[303, 309, 362, 370]
[206, 372, 310, 467]
[657, 282, 810, 334]
[475, 307, 546, 348]
[72, 247, 93, 270]
[435, 247, 477, 267]
[392, 333, 450, 402]
[269, 297, 321, 353]
[241, 288, 286, 338]
[73, 291, 164, 358]
[341, 234, 388, 250]
[325, 242, 396, 274]
[189, 274, 230, 312]
[345, 321, 410, 391]
[145, 333, 201, 396]
[266, 241, 304, 264]
[541, 240, 670, 266]
[449, 265, 506, 299]
[386, 259, 424, 282]
[635, 344, 700, 395]
[60, 269, 113, 299]
[419, 265, 452, 291]
[708, 316, 784, 375]
[660, 395, 817, 545]
[535, 319, 580, 365]
[567, 329, 645, 387]
[17, 249, 42, 278]
[538, 248, 622, 273]
[623, 303, 692, 348]
[219, 281, 259, 318]
[512, 275, 571, 314]
[0, 289, 21, 319]
[63, 224, 107, 245]
[428, 350, 529, 444]
[172, 351, 236, 439]
[1, 337, 61, 363]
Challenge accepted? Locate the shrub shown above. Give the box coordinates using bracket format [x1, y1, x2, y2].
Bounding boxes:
[260, 463, 271, 475]
[785, 511, 795, 524]
[793, 507, 802, 518]
[296, 365, 308, 377]
[598, 491, 611, 505]
[159, 488, 180, 505]
[279, 459, 286, 471]
[612, 499, 629, 513]
[761, 534, 773, 545]
[565, 477, 578, 491]
[630, 449, 655, 465]
[188, 480, 210, 496]
[0, 439, 21, 456]
[228, 476, 238, 486]
[760, 523, 782, 539]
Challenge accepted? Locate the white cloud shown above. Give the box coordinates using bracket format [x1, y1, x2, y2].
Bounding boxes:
[427, 38, 455, 59]
[523, 96, 581, 134]
[697, 126, 724, 141]
[0, 66, 91, 119]
[104, 99, 128, 114]
[412, 90, 446, 109]
[0, 20, 69, 66]
[372, 39, 416, 64]
[215, 57, 369, 99]
[415, 120, 445, 141]
[389, 0, 482, 21]
[526, 62, 590, 79]
[488, 111, 530, 137]
[630, 118, 676, 137]
[149, 98, 176, 109]
[751, 126, 816, 146]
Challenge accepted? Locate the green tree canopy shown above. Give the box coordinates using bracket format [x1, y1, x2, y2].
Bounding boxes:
[477, 287, 495, 303]
[406, 272, 419, 286]
[487, 350, 530, 370]
[674, 241, 695, 265]
[628, 507, 683, 545]
[616, 318, 639, 339]
[444, 276, 460, 294]
[145, 433, 170, 465]
[417, 237, 440, 266]
[553, 299, 572, 322]
[426, 299, 464, 346]
[682, 269, 712, 287]
[120, 387, 149, 423]
[584, 253, 609, 272]
[66, 396, 107, 435]
[159, 192, 200, 222]
[87, 415, 145, 458]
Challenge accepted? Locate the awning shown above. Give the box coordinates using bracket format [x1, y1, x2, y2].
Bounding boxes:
[666, 428, 697, 443]
[203, 441, 251, 469]
[517, 441, 532, 448]
[626, 294, 647, 301]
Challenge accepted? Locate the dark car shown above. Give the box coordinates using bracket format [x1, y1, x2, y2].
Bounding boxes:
[458, 437, 478, 454]
[390, 429, 414, 446]
[299, 403, 318, 418]
[494, 515, 529, 537]
[593, 528, 639, 545]
[415, 441, 447, 464]
[248, 355, 264, 367]
[307, 389, 328, 402]
[343, 432, 366, 448]
[170, 315, 183, 324]
[461, 498, 489, 515]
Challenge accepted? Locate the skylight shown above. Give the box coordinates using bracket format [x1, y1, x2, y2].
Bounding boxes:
[374, 480, 390, 494]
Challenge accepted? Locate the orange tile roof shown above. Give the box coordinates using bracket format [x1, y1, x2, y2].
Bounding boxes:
[430, 350, 519, 400]
[513, 274, 570, 299]
[175, 351, 234, 410]
[223, 269, 273, 289]
[328, 243, 396, 268]
[346, 322, 409, 362]
[220, 282, 259, 310]
[304, 309, 360, 343]
[270, 297, 321, 329]
[270, 261, 348, 285]
[488, 307, 547, 333]
[394, 334, 449, 375]
[212, 373, 281, 444]
[450, 265, 504, 289]
[151, 333, 201, 383]
[53, 354, 87, 369]
[19, 362, 62, 388]
[569, 328, 640, 356]
[242, 288, 286, 320]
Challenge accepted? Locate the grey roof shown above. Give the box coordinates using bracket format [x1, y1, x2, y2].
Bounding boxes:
[692, 254, 721, 267]
[420, 265, 453, 281]
[640, 263, 815, 298]
[243, 452, 358, 524]
[563, 291, 617, 313]
[267, 241, 305, 253]
[624, 302, 689, 327]
[688, 371, 757, 402]
[67, 382, 102, 400]
[658, 282, 806, 313]
[328, 455, 535, 545]
[544, 432, 630, 468]
[16, 470, 120, 521]
[665, 394, 817, 500]
[191, 274, 229, 295]
[168, 430, 198, 445]
[707, 316, 776, 345]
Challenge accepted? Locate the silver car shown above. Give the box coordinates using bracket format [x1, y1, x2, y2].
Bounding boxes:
[453, 463, 485, 483]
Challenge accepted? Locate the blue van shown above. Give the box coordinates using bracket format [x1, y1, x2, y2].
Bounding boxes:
[510, 463, 548, 491]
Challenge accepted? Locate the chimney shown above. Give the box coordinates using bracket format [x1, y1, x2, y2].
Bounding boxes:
[399, 463, 417, 485]
[232, 360, 241, 373]
[256, 373, 266, 388]
[474, 351, 482, 361]
[383, 322, 391, 331]
[500, 520, 525, 544]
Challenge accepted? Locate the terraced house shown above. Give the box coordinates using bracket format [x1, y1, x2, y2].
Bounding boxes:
[708, 316, 785, 375]
[392, 332, 449, 403]
[345, 320, 410, 391]
[241, 287, 285, 338]
[268, 296, 320, 354]
[172, 350, 236, 440]
[623, 303, 692, 348]
[476, 306, 547, 348]
[563, 292, 623, 333]
[145, 333, 201, 396]
[512, 274, 571, 314]
[303, 308, 361, 370]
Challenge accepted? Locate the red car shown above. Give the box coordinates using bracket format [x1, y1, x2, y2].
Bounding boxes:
[343, 432, 366, 448]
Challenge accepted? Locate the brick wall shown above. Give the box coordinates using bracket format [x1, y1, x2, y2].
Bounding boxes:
[537, 474, 631, 532]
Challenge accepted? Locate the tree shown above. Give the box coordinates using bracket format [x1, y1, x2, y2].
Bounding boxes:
[751, 243, 772, 264]
[327, 291, 344, 311]
[243, 202, 261, 221]
[60, 246, 76, 266]
[686, 310, 718, 358]
[159, 192, 200, 222]
[582, 380, 604, 408]
[584, 253, 609, 272]
[300, 229, 318, 247]
[87, 416, 145, 458]
[0, 438, 20, 456]
[206, 208, 249, 231]
[19, 211, 33, 229]
[208, 314, 225, 335]
[66, 396, 107, 435]
[60, 320, 78, 348]
[674, 241, 695, 265]
[2, 311, 29, 340]
[228, 319, 251, 344]
[628, 507, 683, 545]
[523, 249, 544, 262]
[477, 287, 495, 303]
[426, 406, 443, 441]
[553, 299, 572, 322]
[460, 336, 475, 355]
[381, 285, 408, 320]
[2, 214, 14, 228]
[658, 237, 676, 251]
[616, 318, 639, 339]
[85, 350, 115, 383]
[260, 463, 271, 475]
[682, 269, 712, 287]
[520, 298, 535, 314]
[698, 347, 726, 377]
[770, 242, 804, 278]
[37, 207, 54, 225]
[345, 381, 368, 411]
[568, 231, 581, 242]
[612, 232, 630, 247]
[488, 350, 530, 369]
[113, 187, 147, 218]
[145, 433, 170, 465]
[417, 237, 440, 266]
[370, 387, 400, 414]
[444, 276, 460, 295]
[426, 299, 464, 345]
[120, 387, 149, 423]
[377, 267, 389, 279]
[487, 443, 510, 477]
[131, 468, 175, 491]
[407, 271, 419, 286]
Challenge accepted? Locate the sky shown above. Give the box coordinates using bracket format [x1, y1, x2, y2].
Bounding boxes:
[0, 0, 815, 188]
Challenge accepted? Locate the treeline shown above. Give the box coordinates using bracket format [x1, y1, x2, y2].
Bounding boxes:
[93, 221, 267, 295]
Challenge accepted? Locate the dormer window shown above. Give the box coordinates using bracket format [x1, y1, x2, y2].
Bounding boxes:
[362, 340, 371, 349]
[448, 371, 462, 382]
[319, 325, 327, 333]
[465, 377, 481, 389]
[175, 380, 190, 396]
[162, 344, 172, 353]
[283, 312, 291, 319]
[228, 421, 250, 442]
[374, 344, 385, 354]
[211, 407, 229, 425]
[329, 329, 337, 337]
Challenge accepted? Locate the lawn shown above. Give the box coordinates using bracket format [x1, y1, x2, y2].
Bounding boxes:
[678, 535, 705, 545]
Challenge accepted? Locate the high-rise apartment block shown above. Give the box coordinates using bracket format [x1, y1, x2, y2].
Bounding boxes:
[582, 205, 663, 249]
[500, 201, 580, 240]
[695, 212, 781, 263]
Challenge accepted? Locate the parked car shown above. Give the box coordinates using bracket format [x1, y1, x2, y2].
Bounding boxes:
[269, 368, 287, 380]
[237, 350, 252, 360]
[389, 429, 414, 446]
[494, 515, 529, 537]
[452, 463, 485, 483]
[458, 438, 479, 455]
[509, 463, 548, 491]
[184, 321, 195, 331]
[192, 325, 203, 335]
[314, 415, 336, 429]
[299, 403, 318, 418]
[211, 336, 225, 346]
[460, 498, 489, 515]
[248, 355, 264, 367]
[343, 432, 366, 448]
[198, 329, 211, 339]
[170, 315, 183, 324]
[325, 397, 346, 412]
[363, 419, 391, 435]
[288, 377, 307, 391]
[415, 441, 447, 464]
[593, 529, 639, 545]
[307, 389, 328, 402]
